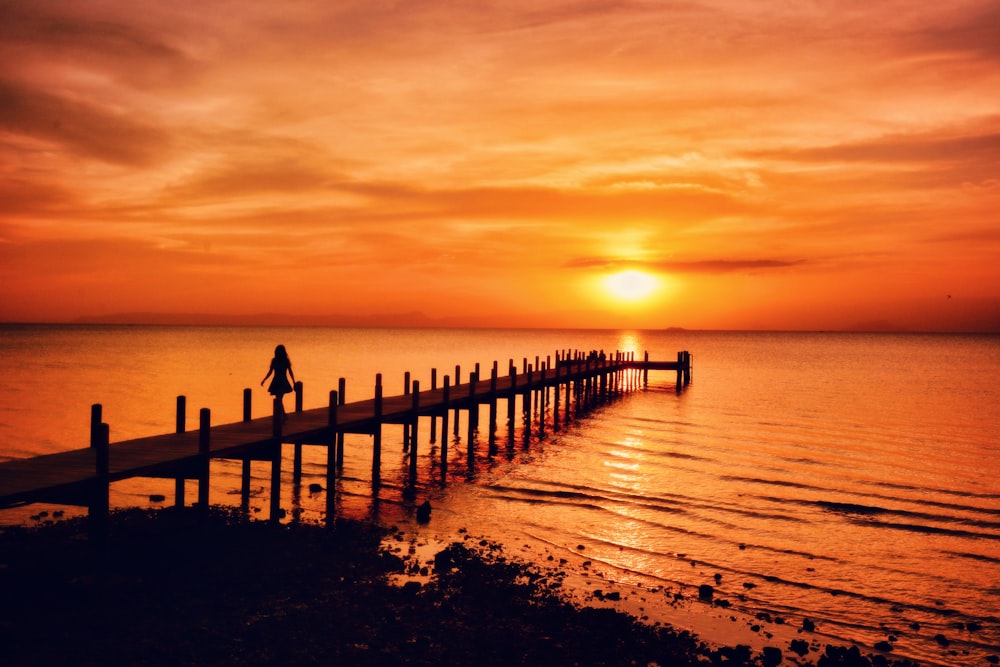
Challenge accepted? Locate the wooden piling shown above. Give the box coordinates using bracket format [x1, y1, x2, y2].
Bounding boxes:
[538, 362, 547, 438]
[292, 382, 304, 480]
[467, 371, 477, 468]
[272, 397, 282, 438]
[89, 421, 109, 541]
[552, 354, 561, 431]
[326, 390, 338, 525]
[441, 375, 450, 476]
[507, 361, 517, 446]
[453, 365, 461, 437]
[372, 374, 383, 488]
[564, 361, 572, 424]
[293, 442, 303, 485]
[488, 363, 498, 455]
[269, 439, 282, 524]
[198, 408, 211, 512]
[337, 378, 346, 469]
[429, 368, 438, 444]
[409, 381, 420, 483]
[523, 364, 533, 444]
[240, 389, 252, 510]
[676, 351, 684, 392]
[175, 396, 185, 434]
[174, 397, 187, 507]
[402, 371, 411, 451]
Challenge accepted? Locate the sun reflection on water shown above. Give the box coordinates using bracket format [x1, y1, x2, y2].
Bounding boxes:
[616, 333, 640, 357]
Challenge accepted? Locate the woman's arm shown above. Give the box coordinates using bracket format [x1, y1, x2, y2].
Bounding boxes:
[261, 361, 274, 386]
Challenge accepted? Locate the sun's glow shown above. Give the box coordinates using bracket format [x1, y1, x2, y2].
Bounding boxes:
[604, 270, 659, 302]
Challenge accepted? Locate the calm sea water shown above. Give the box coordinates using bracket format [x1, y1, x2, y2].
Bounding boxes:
[1, 325, 997, 665]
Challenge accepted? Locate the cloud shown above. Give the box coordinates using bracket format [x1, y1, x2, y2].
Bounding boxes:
[756, 128, 1000, 165]
[567, 257, 805, 274]
[0, 175, 81, 217]
[166, 157, 338, 200]
[0, 1, 196, 87]
[903, 1, 1000, 61]
[0, 79, 172, 166]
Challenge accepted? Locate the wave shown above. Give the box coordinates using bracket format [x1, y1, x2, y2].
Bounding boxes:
[945, 551, 1000, 565]
[815, 501, 1000, 531]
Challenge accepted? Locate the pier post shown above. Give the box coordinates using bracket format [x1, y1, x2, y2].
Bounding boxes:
[337, 378, 346, 469]
[292, 383, 303, 490]
[89, 421, 110, 542]
[241, 389, 252, 510]
[538, 362, 547, 438]
[523, 364, 533, 444]
[429, 368, 438, 444]
[174, 397, 187, 508]
[453, 365, 461, 437]
[587, 355, 597, 412]
[644, 351, 650, 389]
[372, 374, 383, 488]
[567, 356, 575, 415]
[614, 352, 622, 395]
[534, 356, 541, 416]
[545, 356, 552, 414]
[676, 351, 683, 393]
[467, 371, 478, 468]
[175, 396, 186, 434]
[409, 380, 420, 484]
[269, 440, 282, 524]
[326, 390, 338, 525]
[272, 397, 282, 438]
[600, 356, 608, 402]
[90, 403, 103, 447]
[684, 351, 692, 386]
[552, 354, 561, 432]
[488, 363, 498, 456]
[198, 408, 211, 513]
[507, 361, 517, 447]
[633, 352, 639, 391]
[441, 375, 450, 477]
[293, 442, 303, 486]
[292, 381, 303, 482]
[403, 372, 411, 452]
[575, 361, 583, 415]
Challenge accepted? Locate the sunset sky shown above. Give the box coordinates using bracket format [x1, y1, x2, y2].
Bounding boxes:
[1, 0, 998, 331]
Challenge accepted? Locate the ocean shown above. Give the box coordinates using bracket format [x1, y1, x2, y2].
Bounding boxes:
[1, 325, 997, 665]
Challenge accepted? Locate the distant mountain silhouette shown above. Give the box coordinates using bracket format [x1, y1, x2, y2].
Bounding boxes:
[842, 319, 909, 333]
[74, 311, 438, 328]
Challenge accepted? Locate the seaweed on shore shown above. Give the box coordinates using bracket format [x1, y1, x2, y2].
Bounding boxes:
[0, 508, 924, 667]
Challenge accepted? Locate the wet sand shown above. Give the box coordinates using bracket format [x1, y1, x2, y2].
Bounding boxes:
[0, 508, 925, 666]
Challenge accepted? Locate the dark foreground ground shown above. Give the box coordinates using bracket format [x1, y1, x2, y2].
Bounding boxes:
[0, 508, 925, 667]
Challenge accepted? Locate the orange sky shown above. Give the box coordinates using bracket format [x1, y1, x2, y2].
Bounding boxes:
[1, 1, 998, 331]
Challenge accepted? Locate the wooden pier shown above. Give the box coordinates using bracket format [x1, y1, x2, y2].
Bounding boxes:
[0, 349, 691, 530]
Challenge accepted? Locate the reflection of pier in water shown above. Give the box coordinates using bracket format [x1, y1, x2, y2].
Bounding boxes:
[0, 349, 691, 532]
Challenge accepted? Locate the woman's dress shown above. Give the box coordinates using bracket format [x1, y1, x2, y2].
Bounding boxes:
[267, 359, 293, 396]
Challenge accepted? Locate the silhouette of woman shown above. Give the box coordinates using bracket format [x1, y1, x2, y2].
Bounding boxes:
[260, 344, 296, 421]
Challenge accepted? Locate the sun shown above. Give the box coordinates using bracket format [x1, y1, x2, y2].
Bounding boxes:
[603, 269, 659, 302]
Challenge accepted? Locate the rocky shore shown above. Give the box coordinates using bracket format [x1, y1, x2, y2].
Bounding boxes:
[0, 508, 926, 667]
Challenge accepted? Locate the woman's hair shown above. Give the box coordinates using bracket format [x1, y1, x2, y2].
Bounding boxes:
[274, 344, 288, 361]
